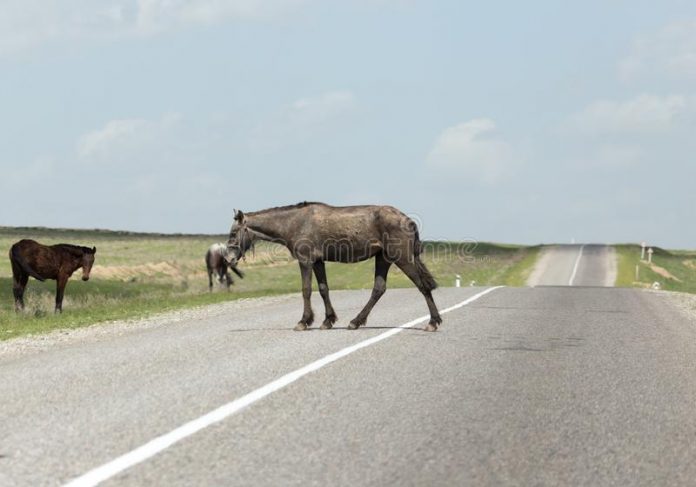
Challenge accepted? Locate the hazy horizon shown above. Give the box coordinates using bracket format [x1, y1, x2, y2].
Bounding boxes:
[1, 1, 695, 247]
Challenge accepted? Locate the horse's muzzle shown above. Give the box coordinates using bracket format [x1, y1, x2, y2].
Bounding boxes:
[82, 276, 90, 281]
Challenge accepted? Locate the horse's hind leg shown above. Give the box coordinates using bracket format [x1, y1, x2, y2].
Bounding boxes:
[12, 272, 28, 312]
[224, 269, 233, 290]
[349, 252, 391, 329]
[312, 260, 337, 329]
[207, 269, 214, 292]
[294, 262, 315, 331]
[394, 257, 442, 331]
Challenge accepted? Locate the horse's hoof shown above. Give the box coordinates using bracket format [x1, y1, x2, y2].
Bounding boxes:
[320, 320, 333, 330]
[294, 323, 308, 331]
[424, 322, 438, 332]
[348, 321, 361, 330]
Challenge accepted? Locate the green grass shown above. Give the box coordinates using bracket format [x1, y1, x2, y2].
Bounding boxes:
[0, 277, 291, 340]
[614, 244, 696, 293]
[0, 227, 540, 340]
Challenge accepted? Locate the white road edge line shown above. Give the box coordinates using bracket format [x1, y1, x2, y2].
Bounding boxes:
[568, 244, 586, 286]
[63, 286, 504, 487]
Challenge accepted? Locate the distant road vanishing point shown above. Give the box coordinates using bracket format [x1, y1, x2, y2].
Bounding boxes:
[527, 244, 618, 287]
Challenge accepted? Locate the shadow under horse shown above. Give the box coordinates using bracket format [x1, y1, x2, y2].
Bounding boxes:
[9, 239, 96, 313]
[226, 202, 441, 331]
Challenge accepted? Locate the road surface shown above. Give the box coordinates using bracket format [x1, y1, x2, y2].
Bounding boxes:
[2, 246, 696, 486]
[527, 244, 617, 287]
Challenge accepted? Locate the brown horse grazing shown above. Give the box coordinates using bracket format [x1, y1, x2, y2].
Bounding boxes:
[205, 243, 244, 291]
[9, 239, 97, 313]
[226, 202, 441, 331]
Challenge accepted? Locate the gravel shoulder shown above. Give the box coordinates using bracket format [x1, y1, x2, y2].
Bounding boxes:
[526, 246, 555, 287]
[0, 294, 297, 362]
[663, 290, 696, 324]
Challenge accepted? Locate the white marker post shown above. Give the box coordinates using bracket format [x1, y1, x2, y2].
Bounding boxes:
[455, 274, 461, 288]
[647, 247, 654, 264]
[641, 242, 647, 260]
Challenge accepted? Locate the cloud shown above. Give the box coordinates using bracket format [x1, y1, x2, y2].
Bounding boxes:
[571, 94, 695, 134]
[249, 90, 357, 152]
[619, 20, 696, 82]
[0, 0, 308, 55]
[560, 144, 644, 173]
[288, 91, 356, 126]
[77, 112, 183, 167]
[135, 0, 307, 33]
[426, 118, 515, 184]
[593, 144, 643, 168]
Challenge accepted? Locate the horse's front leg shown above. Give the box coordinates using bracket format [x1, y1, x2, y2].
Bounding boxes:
[294, 262, 314, 331]
[313, 260, 337, 329]
[55, 274, 69, 313]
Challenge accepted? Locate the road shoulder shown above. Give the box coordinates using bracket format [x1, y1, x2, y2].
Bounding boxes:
[0, 294, 296, 362]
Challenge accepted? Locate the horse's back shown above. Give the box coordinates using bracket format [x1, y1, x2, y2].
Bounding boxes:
[12, 239, 40, 250]
[206, 243, 227, 270]
[10, 239, 44, 260]
[209, 243, 227, 254]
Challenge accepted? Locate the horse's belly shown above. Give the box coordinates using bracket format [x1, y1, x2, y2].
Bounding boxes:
[323, 241, 381, 262]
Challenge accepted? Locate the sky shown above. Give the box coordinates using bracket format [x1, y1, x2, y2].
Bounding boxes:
[1, 0, 695, 247]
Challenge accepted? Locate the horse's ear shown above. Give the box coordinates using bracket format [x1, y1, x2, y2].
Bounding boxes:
[92, 246, 97, 254]
[235, 210, 245, 223]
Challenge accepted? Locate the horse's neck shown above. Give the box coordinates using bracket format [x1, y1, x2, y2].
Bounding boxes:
[247, 209, 301, 242]
[56, 246, 84, 269]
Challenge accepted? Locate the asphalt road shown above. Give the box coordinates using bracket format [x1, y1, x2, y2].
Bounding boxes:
[2, 250, 696, 486]
[527, 244, 617, 287]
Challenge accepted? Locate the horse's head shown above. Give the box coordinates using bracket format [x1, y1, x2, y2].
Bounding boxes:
[226, 210, 253, 265]
[81, 246, 97, 281]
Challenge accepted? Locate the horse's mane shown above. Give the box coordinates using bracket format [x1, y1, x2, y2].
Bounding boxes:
[250, 201, 327, 215]
[54, 244, 95, 256]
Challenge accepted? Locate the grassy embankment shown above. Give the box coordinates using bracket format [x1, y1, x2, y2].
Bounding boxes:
[0, 227, 540, 340]
[615, 244, 696, 294]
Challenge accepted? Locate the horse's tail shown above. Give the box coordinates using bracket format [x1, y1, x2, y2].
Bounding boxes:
[415, 255, 438, 291]
[205, 248, 212, 271]
[10, 244, 45, 281]
[410, 219, 438, 291]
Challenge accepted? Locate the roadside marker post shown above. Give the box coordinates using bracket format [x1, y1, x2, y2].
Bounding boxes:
[647, 247, 654, 264]
[641, 242, 647, 260]
[455, 274, 461, 287]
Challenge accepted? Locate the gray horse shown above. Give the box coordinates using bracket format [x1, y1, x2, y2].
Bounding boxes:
[206, 243, 244, 291]
[226, 202, 441, 331]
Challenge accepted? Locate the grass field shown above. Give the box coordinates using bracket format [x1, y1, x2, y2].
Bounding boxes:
[0, 227, 540, 340]
[615, 244, 696, 294]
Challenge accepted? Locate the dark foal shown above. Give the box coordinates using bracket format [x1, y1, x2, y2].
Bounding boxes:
[9, 239, 96, 313]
